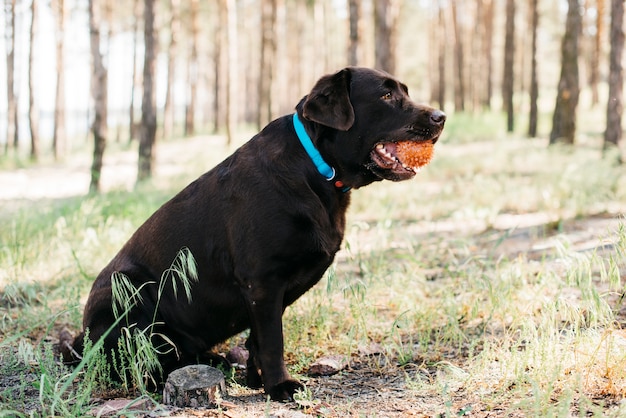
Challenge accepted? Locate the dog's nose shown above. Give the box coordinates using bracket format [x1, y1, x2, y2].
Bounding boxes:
[430, 110, 446, 125]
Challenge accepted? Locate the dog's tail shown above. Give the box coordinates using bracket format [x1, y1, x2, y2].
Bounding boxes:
[59, 328, 85, 366]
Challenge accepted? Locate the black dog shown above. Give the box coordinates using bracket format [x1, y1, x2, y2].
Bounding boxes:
[62, 67, 445, 401]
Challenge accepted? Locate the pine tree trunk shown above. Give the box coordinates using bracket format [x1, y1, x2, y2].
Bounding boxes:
[549, 0, 581, 145]
[604, 0, 624, 150]
[451, 1, 465, 112]
[482, 0, 494, 109]
[502, 0, 516, 132]
[528, 0, 539, 138]
[52, 0, 66, 160]
[28, 0, 40, 160]
[225, 0, 237, 145]
[591, 0, 605, 105]
[184, 0, 199, 136]
[128, 0, 140, 143]
[5, 0, 18, 153]
[437, 2, 446, 111]
[88, 0, 108, 193]
[348, 0, 361, 66]
[374, 0, 400, 74]
[138, 0, 157, 183]
[258, 0, 276, 130]
[163, 0, 179, 140]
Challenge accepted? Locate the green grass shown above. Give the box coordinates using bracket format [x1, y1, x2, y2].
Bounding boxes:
[1, 111, 626, 416]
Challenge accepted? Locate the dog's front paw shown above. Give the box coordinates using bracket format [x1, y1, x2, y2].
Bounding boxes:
[246, 367, 263, 389]
[266, 379, 305, 401]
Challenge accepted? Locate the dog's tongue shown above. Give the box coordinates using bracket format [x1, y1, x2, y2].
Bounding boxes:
[395, 141, 434, 171]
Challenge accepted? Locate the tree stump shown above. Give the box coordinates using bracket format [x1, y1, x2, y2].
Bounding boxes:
[162, 365, 227, 408]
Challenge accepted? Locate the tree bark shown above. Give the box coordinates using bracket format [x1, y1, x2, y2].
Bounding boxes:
[5, 0, 18, 153]
[138, 0, 157, 183]
[591, 0, 605, 105]
[184, 0, 199, 136]
[550, 0, 582, 145]
[348, 0, 361, 66]
[258, 0, 276, 130]
[52, 0, 66, 160]
[437, 2, 446, 111]
[374, 0, 400, 74]
[28, 0, 40, 160]
[502, 0, 516, 132]
[528, 0, 539, 138]
[482, 0, 494, 109]
[88, 0, 108, 193]
[163, 0, 179, 141]
[225, 0, 237, 145]
[129, 0, 140, 143]
[604, 0, 624, 151]
[451, 1, 465, 112]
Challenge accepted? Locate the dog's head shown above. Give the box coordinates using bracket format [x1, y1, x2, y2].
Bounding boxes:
[298, 67, 445, 188]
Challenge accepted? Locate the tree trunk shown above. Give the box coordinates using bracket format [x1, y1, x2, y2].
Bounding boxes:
[482, 0, 494, 109]
[450, 1, 465, 112]
[374, 0, 400, 74]
[549, 0, 581, 145]
[88, 0, 108, 194]
[348, 0, 361, 66]
[5, 0, 18, 153]
[163, 0, 179, 141]
[591, 0, 605, 105]
[225, 0, 237, 145]
[437, 2, 446, 111]
[28, 0, 40, 160]
[52, 0, 66, 160]
[184, 0, 199, 136]
[129, 0, 140, 143]
[258, 0, 276, 130]
[604, 0, 624, 150]
[138, 0, 157, 183]
[502, 0, 515, 132]
[528, 0, 539, 138]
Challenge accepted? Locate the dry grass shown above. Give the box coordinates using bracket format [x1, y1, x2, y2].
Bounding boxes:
[1, 115, 626, 416]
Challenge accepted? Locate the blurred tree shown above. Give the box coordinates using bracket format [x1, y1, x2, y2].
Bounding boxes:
[4, 0, 18, 154]
[184, 0, 199, 136]
[163, 0, 179, 141]
[550, 0, 582, 145]
[138, 0, 157, 182]
[451, 0, 465, 111]
[258, 0, 276, 130]
[129, 0, 140, 143]
[374, 0, 400, 74]
[225, 0, 237, 145]
[502, 0, 515, 132]
[481, 0, 494, 109]
[88, 0, 109, 193]
[52, 0, 66, 160]
[528, 0, 539, 138]
[604, 0, 623, 152]
[429, 1, 446, 111]
[28, 0, 40, 160]
[590, 0, 605, 105]
[348, 0, 361, 66]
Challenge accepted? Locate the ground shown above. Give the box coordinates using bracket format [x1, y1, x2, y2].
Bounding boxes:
[1, 133, 626, 417]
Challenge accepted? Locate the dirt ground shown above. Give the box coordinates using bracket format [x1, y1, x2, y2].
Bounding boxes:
[2, 137, 625, 417]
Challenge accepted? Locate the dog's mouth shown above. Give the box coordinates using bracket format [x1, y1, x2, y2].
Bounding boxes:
[370, 140, 435, 179]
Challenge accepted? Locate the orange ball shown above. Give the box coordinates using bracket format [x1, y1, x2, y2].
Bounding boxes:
[395, 141, 434, 170]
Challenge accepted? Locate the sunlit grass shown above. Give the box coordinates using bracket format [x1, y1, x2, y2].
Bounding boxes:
[1, 111, 626, 415]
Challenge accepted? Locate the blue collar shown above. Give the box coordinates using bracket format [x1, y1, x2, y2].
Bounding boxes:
[292, 113, 350, 192]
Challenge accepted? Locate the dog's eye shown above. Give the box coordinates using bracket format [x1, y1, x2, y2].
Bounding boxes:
[381, 92, 392, 100]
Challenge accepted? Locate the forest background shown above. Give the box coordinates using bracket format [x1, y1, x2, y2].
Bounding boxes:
[1, 0, 623, 187]
[2, 0, 626, 416]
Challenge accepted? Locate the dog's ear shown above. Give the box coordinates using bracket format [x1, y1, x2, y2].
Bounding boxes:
[302, 68, 355, 131]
